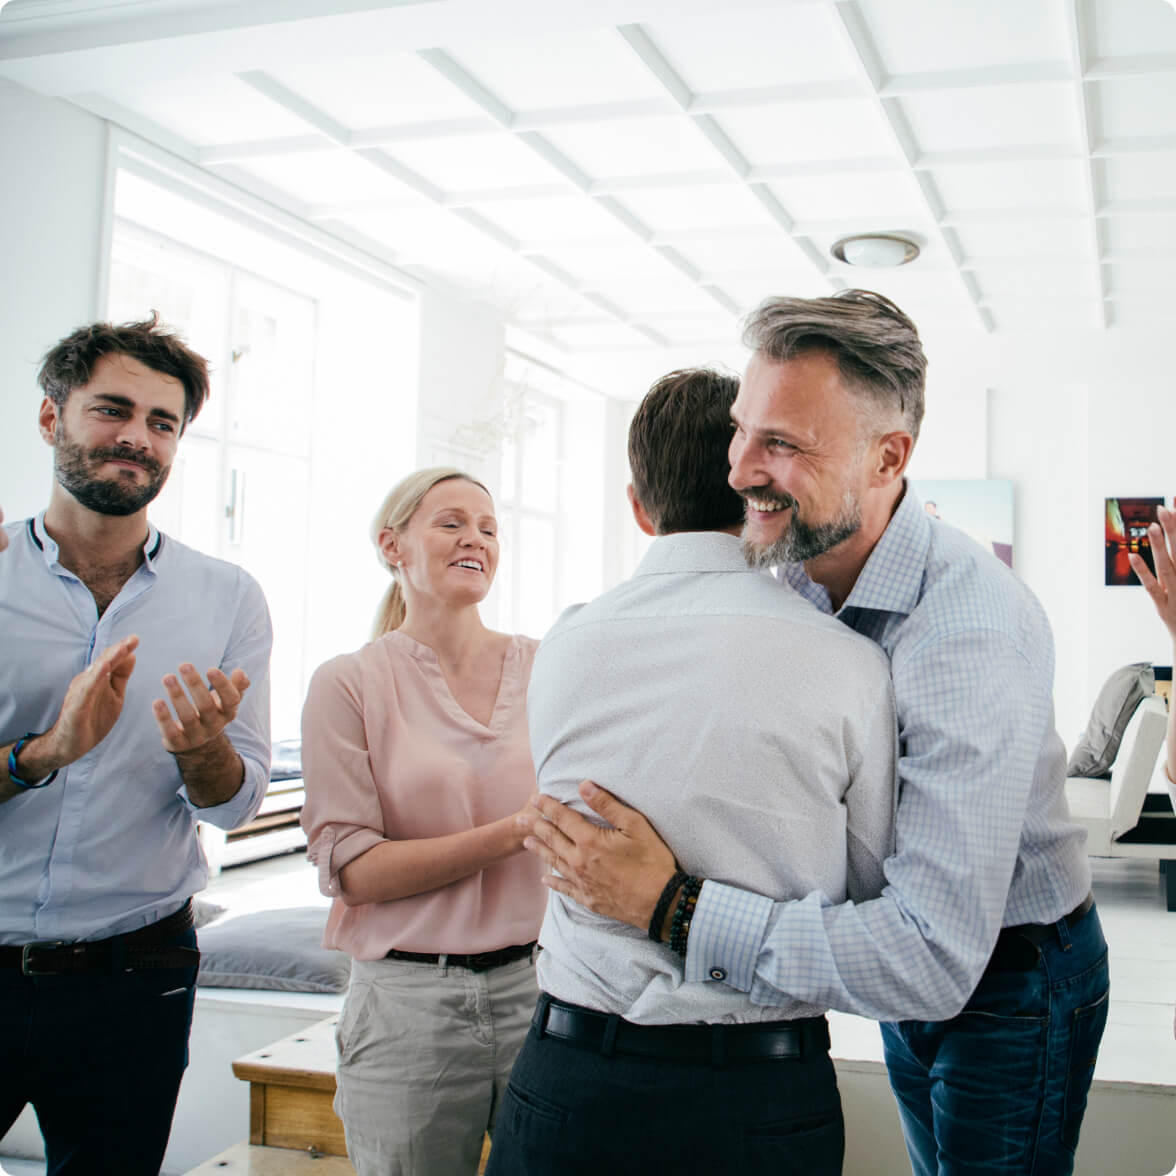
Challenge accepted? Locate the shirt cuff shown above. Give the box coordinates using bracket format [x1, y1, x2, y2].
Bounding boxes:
[683, 880, 774, 990]
[309, 826, 385, 897]
[183, 753, 268, 829]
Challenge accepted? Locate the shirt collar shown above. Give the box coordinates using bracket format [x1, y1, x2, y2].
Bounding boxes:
[781, 482, 929, 618]
[632, 530, 749, 577]
[30, 512, 164, 572]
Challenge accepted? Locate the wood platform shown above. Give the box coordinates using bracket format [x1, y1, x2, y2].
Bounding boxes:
[186, 1141, 354, 1174]
[232, 1017, 347, 1157]
[222, 1014, 490, 1174]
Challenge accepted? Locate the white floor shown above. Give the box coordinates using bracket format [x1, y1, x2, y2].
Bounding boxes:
[200, 844, 327, 916]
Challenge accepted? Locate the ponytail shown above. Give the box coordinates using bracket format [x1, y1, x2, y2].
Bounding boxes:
[371, 580, 406, 639]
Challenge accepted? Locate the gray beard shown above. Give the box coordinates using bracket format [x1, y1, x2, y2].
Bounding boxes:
[741, 493, 862, 569]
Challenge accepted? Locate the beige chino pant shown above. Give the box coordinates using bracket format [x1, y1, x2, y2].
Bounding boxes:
[334, 952, 538, 1176]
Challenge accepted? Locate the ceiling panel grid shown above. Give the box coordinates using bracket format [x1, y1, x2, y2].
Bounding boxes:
[6, 0, 1176, 349]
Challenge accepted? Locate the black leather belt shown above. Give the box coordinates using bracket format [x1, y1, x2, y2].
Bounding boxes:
[0, 900, 198, 975]
[988, 892, 1095, 972]
[384, 940, 536, 972]
[534, 993, 830, 1066]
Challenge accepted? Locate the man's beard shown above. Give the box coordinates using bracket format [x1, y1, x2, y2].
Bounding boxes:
[54, 425, 170, 517]
[741, 487, 862, 568]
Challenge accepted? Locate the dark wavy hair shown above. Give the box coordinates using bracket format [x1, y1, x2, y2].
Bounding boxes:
[38, 312, 210, 431]
[628, 367, 743, 535]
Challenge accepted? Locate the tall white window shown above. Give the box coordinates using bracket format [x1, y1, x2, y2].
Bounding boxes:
[107, 224, 316, 740]
[497, 389, 562, 638]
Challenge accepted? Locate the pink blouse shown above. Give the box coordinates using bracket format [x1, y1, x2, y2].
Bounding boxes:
[300, 631, 545, 960]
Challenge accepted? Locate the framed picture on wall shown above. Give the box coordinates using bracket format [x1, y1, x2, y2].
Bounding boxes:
[909, 479, 1014, 569]
[1104, 497, 1164, 586]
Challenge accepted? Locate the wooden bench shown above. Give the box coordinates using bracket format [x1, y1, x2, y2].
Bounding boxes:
[205, 1014, 490, 1174]
[186, 1141, 354, 1174]
[232, 1017, 347, 1157]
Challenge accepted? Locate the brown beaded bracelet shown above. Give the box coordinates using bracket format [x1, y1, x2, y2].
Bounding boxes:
[668, 875, 702, 955]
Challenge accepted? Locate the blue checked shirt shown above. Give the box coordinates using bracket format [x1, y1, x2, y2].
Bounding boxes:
[685, 486, 1091, 1021]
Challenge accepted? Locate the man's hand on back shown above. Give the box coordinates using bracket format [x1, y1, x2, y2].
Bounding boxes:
[520, 780, 679, 933]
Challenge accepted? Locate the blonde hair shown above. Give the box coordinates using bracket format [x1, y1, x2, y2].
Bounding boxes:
[369, 467, 491, 638]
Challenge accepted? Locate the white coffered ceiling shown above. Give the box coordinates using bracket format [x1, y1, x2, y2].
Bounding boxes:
[3, 0, 1176, 358]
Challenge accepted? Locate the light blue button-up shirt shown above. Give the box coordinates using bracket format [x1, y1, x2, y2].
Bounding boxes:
[0, 514, 272, 943]
[686, 486, 1091, 1021]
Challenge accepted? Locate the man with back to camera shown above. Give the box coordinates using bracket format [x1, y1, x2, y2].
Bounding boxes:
[0, 315, 273, 1174]
[485, 367, 899, 1176]
[522, 291, 1108, 1176]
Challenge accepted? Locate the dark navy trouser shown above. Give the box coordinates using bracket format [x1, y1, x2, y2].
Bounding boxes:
[0, 924, 198, 1176]
[487, 996, 844, 1176]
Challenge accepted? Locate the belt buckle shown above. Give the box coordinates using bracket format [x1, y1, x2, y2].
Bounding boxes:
[20, 940, 67, 975]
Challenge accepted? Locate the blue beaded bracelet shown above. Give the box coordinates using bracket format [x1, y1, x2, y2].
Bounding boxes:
[7, 733, 58, 790]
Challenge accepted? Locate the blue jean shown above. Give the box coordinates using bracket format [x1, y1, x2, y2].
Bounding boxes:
[881, 903, 1109, 1176]
[0, 925, 198, 1176]
[487, 997, 844, 1176]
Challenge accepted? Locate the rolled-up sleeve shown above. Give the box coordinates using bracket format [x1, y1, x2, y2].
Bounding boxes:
[180, 571, 273, 830]
[300, 657, 387, 897]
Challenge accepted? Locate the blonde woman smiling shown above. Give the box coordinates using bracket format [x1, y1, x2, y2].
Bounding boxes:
[301, 468, 544, 1175]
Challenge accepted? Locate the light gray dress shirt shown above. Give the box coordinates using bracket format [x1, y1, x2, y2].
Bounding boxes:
[529, 531, 898, 1025]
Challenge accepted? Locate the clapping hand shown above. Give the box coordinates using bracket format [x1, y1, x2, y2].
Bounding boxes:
[152, 664, 251, 754]
[40, 636, 140, 766]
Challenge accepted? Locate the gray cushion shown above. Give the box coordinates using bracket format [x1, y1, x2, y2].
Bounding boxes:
[1067, 663, 1155, 779]
[192, 898, 226, 928]
[197, 906, 349, 993]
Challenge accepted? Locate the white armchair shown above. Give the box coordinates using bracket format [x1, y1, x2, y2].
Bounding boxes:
[1066, 695, 1176, 909]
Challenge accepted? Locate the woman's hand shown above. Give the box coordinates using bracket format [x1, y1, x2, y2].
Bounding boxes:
[1131, 505, 1176, 796]
[1131, 505, 1176, 641]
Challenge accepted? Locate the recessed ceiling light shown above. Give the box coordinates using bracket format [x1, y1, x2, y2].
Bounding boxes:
[831, 234, 920, 269]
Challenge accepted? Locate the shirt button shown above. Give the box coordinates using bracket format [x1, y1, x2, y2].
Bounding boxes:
[709, 966, 727, 982]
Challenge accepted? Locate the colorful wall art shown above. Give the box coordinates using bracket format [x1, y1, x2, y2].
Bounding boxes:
[1105, 497, 1164, 587]
[910, 479, 1015, 569]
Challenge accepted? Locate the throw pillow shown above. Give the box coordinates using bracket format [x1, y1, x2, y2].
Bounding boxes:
[1067, 662, 1155, 779]
[197, 906, 349, 993]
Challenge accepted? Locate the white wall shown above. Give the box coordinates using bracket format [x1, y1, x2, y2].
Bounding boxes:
[908, 325, 1176, 745]
[0, 79, 109, 519]
[855, 324, 1175, 747]
[958, 328, 1171, 745]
